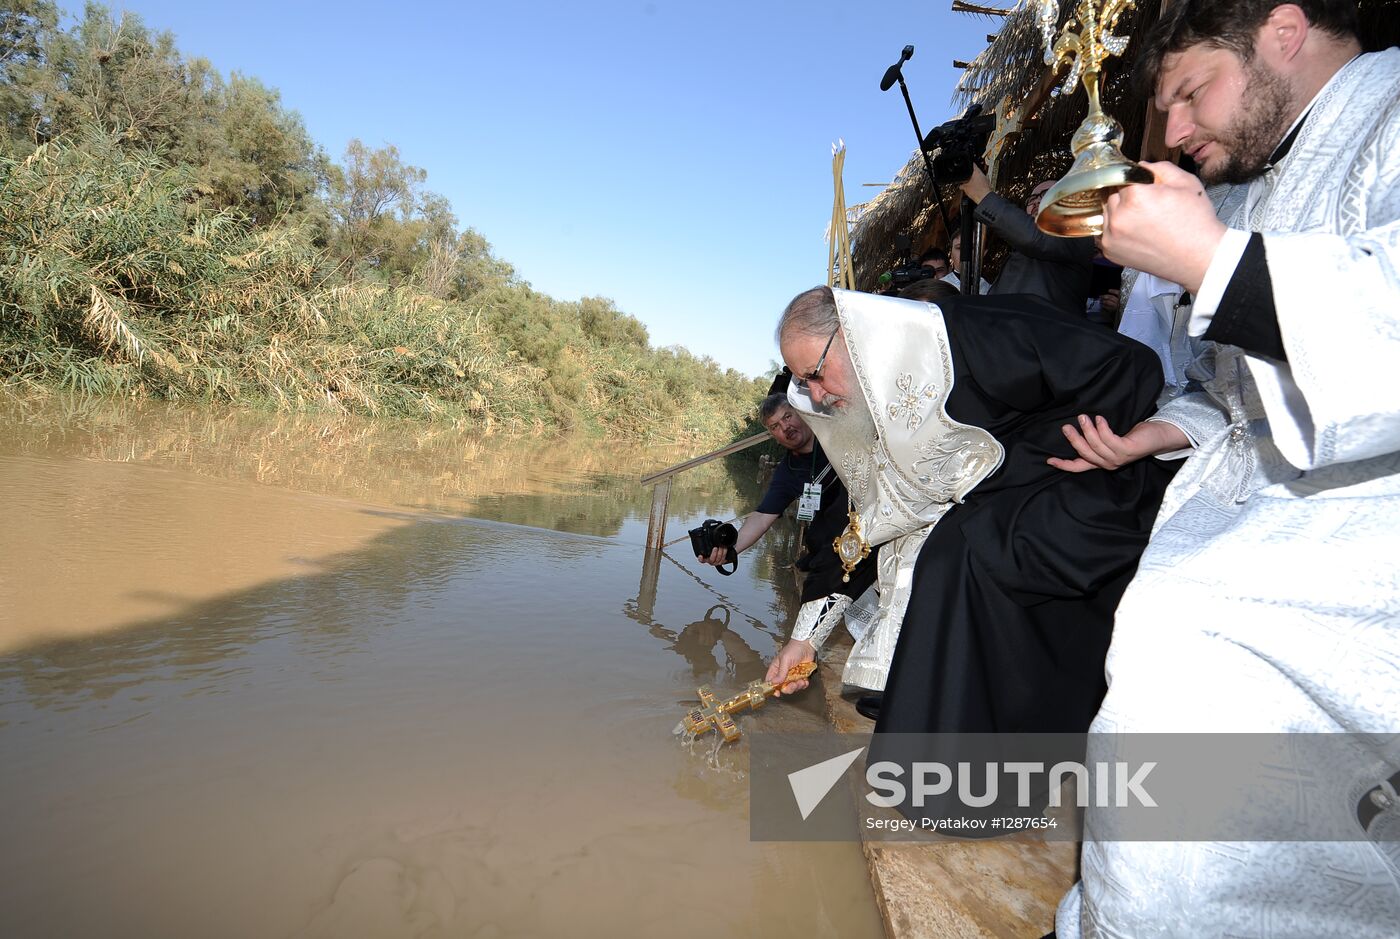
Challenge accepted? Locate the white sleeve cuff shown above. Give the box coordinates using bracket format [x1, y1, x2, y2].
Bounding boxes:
[1145, 417, 1196, 460]
[1188, 228, 1252, 336]
[790, 594, 854, 651]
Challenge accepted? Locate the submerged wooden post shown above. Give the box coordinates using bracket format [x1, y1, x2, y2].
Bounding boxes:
[646, 476, 672, 551]
[636, 545, 662, 622]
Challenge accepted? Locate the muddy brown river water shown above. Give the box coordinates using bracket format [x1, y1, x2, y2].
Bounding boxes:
[0, 393, 883, 939]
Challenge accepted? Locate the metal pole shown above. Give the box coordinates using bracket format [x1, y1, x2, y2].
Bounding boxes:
[960, 195, 985, 295]
[895, 75, 956, 250]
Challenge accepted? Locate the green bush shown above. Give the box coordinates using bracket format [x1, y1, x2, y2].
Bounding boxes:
[0, 133, 766, 441]
[0, 1, 766, 441]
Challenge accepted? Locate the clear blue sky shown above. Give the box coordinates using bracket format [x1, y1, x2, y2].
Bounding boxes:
[103, 1, 995, 379]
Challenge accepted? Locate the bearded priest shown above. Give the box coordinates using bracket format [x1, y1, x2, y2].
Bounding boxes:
[767, 286, 1175, 739]
[1052, 1, 1400, 934]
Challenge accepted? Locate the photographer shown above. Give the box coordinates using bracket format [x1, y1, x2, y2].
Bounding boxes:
[699, 393, 875, 600]
[958, 164, 1096, 316]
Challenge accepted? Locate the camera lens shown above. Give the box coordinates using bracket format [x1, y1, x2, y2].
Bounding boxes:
[713, 522, 739, 548]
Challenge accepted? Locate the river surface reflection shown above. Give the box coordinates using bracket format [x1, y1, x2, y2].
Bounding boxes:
[0, 393, 882, 939]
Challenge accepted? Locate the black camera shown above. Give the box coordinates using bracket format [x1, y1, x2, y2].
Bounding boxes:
[690, 518, 739, 576]
[884, 264, 940, 288]
[880, 233, 942, 290]
[923, 103, 995, 183]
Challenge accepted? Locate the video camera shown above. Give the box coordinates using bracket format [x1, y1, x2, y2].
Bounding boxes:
[922, 103, 995, 183]
[690, 518, 739, 576]
[882, 265, 940, 290]
[881, 234, 941, 291]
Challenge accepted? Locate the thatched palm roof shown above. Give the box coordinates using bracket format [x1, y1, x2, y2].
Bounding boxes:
[849, 0, 1400, 292]
[845, 157, 943, 279]
[851, 0, 1158, 289]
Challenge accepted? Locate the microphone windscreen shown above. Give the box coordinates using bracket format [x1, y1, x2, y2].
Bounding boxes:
[879, 64, 902, 92]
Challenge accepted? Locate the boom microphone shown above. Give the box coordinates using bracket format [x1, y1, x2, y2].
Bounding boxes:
[879, 45, 915, 92]
[878, 42, 957, 273]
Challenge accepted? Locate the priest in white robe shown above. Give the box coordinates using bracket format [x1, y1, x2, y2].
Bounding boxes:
[1054, 2, 1400, 935]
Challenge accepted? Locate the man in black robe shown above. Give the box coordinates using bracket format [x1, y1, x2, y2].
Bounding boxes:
[771, 286, 1173, 742]
[960, 167, 1096, 317]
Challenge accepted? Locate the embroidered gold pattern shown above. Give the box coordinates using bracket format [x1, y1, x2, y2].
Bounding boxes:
[888, 372, 938, 430]
[914, 433, 1001, 499]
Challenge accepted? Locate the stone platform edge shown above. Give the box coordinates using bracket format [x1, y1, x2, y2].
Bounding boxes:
[814, 640, 1078, 939]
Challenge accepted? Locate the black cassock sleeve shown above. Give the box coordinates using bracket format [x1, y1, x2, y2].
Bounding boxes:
[935, 294, 1175, 605]
[1202, 232, 1288, 361]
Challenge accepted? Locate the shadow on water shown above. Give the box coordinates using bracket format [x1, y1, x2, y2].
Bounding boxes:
[629, 557, 772, 688]
[1, 514, 793, 711]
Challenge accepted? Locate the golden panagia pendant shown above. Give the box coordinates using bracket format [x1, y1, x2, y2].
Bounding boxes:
[833, 510, 871, 582]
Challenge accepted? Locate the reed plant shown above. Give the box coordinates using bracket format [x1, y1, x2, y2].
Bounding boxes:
[0, 132, 764, 441]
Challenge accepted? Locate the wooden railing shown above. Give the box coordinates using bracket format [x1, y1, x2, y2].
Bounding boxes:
[640, 431, 771, 550]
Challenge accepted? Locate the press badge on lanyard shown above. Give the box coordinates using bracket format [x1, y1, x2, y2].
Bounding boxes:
[796, 482, 822, 521]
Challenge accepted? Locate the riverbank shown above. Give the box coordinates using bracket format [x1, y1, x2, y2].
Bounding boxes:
[813, 640, 1077, 938]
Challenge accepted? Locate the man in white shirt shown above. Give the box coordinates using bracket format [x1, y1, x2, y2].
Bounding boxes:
[939, 230, 990, 295]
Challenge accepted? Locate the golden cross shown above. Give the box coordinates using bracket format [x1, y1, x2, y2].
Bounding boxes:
[1045, 0, 1135, 101]
[681, 662, 819, 744]
[983, 95, 1026, 187]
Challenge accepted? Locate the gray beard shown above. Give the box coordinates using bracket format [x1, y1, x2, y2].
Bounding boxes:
[1203, 58, 1295, 186]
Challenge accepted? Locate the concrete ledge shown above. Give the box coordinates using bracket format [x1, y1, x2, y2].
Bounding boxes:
[816, 642, 1077, 939]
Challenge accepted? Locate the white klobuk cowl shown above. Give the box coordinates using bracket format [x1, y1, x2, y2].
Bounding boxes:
[786, 288, 1003, 689]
